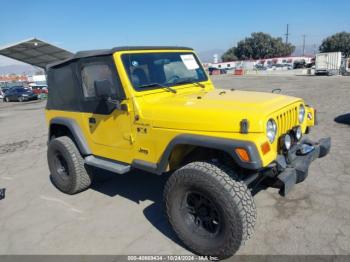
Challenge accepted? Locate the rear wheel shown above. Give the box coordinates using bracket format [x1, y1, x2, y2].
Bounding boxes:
[18, 96, 24, 102]
[164, 161, 256, 259]
[4, 97, 9, 102]
[47, 136, 92, 194]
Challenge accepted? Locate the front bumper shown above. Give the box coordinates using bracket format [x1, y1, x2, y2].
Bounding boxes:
[264, 137, 331, 196]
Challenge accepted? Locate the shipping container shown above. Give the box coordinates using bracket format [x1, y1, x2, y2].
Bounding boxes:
[315, 52, 342, 75]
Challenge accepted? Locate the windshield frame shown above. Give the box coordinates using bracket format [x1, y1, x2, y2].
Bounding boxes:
[121, 51, 208, 92]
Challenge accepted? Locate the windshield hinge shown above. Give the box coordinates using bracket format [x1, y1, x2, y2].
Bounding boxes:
[124, 133, 134, 144]
[240, 119, 249, 134]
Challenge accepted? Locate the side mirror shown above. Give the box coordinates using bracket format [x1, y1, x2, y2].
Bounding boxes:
[94, 80, 112, 99]
[93, 79, 127, 111]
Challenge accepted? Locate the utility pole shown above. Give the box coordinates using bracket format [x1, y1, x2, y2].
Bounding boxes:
[285, 24, 290, 44]
[302, 35, 306, 56]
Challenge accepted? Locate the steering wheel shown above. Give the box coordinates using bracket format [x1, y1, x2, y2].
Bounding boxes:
[165, 75, 180, 84]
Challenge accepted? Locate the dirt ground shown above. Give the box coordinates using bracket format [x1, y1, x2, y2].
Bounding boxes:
[0, 75, 350, 255]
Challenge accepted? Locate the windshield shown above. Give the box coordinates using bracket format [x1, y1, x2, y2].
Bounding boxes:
[122, 52, 207, 91]
[15, 88, 29, 92]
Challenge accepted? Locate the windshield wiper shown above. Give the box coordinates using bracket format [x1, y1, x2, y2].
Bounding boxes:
[173, 78, 205, 88]
[138, 83, 177, 93]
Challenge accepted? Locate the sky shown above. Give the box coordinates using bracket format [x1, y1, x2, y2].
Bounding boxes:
[0, 0, 349, 65]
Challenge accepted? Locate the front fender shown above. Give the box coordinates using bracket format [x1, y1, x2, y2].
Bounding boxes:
[132, 134, 262, 174]
[306, 106, 317, 127]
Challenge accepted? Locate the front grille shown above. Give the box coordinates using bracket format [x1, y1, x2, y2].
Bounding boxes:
[276, 106, 298, 137]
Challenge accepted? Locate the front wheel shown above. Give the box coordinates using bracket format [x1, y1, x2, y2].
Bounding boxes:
[164, 161, 256, 259]
[4, 97, 9, 102]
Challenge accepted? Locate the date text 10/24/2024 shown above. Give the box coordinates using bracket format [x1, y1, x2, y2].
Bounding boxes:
[127, 256, 219, 261]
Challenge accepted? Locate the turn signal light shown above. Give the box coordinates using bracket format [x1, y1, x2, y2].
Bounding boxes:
[235, 148, 250, 162]
[261, 141, 271, 155]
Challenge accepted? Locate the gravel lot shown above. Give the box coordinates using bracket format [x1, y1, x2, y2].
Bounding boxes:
[0, 75, 350, 255]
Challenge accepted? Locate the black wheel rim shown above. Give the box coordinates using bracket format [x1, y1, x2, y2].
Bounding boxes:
[54, 152, 69, 179]
[181, 191, 221, 237]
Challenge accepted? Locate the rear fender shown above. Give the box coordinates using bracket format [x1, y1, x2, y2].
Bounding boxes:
[49, 117, 91, 156]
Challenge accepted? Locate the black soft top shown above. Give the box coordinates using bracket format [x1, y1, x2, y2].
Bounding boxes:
[46, 46, 193, 70]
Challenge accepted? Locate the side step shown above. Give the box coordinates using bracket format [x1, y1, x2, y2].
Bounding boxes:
[84, 155, 131, 174]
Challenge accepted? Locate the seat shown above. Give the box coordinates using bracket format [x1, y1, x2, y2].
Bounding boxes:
[131, 68, 148, 87]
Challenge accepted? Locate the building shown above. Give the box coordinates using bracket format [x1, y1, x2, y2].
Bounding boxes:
[208, 56, 314, 70]
[27, 75, 47, 86]
[0, 74, 47, 89]
[0, 75, 28, 88]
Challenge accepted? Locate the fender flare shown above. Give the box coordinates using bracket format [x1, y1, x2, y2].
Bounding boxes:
[48, 117, 91, 156]
[132, 134, 262, 174]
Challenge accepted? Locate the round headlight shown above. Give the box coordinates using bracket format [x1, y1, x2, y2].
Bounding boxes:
[282, 134, 292, 150]
[294, 126, 302, 141]
[266, 119, 277, 143]
[299, 104, 305, 123]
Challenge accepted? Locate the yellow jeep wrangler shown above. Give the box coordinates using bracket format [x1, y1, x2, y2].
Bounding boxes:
[46, 46, 330, 258]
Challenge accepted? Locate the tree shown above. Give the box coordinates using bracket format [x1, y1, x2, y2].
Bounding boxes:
[221, 47, 237, 62]
[319, 32, 350, 57]
[221, 32, 295, 61]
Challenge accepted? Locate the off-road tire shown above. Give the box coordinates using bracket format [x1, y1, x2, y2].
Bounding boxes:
[47, 136, 92, 194]
[296, 169, 308, 184]
[164, 161, 256, 259]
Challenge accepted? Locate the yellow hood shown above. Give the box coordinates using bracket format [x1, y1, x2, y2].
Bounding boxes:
[140, 88, 301, 133]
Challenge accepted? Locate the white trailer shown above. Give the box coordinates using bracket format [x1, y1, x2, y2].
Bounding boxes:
[315, 52, 342, 75]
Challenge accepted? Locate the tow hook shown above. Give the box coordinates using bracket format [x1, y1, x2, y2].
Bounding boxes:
[297, 144, 315, 155]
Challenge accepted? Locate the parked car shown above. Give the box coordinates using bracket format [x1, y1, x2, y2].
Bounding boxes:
[3, 87, 38, 102]
[293, 60, 306, 69]
[208, 67, 227, 75]
[255, 64, 267, 70]
[31, 85, 48, 95]
[1, 87, 9, 94]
